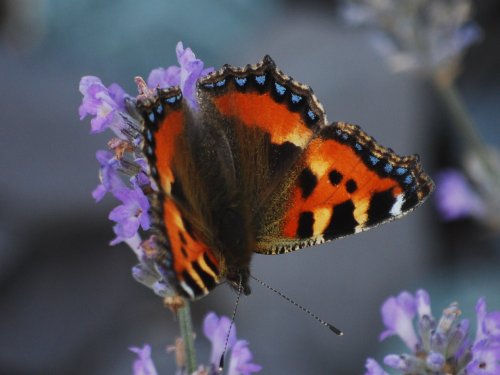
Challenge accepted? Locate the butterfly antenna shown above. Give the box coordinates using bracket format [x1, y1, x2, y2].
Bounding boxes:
[250, 274, 343, 336]
[219, 276, 243, 372]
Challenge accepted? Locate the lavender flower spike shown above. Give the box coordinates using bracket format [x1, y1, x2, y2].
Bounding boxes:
[109, 186, 151, 245]
[79, 76, 127, 135]
[366, 290, 500, 374]
[147, 41, 214, 110]
[129, 344, 158, 375]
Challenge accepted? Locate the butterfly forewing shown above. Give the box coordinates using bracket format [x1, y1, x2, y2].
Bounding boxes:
[198, 56, 329, 219]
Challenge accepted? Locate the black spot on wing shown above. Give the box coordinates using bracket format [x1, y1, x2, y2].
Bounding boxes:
[329, 170, 343, 185]
[323, 200, 357, 239]
[345, 179, 358, 193]
[297, 211, 314, 238]
[179, 231, 187, 245]
[298, 168, 317, 199]
[367, 190, 396, 225]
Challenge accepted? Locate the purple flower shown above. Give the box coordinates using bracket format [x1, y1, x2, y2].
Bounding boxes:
[109, 186, 151, 245]
[367, 290, 500, 374]
[425, 352, 445, 372]
[92, 150, 125, 202]
[130, 158, 153, 188]
[364, 358, 389, 375]
[147, 42, 214, 109]
[227, 340, 262, 375]
[467, 339, 500, 375]
[130, 312, 261, 375]
[203, 312, 237, 367]
[383, 354, 422, 372]
[129, 345, 158, 375]
[415, 289, 432, 318]
[434, 169, 486, 221]
[476, 297, 489, 342]
[79, 76, 128, 135]
[379, 291, 418, 350]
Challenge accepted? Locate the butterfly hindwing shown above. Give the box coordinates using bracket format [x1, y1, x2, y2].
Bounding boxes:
[138, 88, 221, 299]
[255, 121, 434, 254]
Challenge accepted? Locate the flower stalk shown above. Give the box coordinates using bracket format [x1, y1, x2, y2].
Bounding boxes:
[178, 300, 197, 374]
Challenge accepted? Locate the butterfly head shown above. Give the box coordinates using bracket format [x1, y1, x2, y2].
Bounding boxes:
[226, 268, 251, 296]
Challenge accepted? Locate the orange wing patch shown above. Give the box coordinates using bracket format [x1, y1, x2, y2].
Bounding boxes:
[213, 92, 313, 147]
[139, 88, 186, 196]
[162, 199, 220, 299]
[198, 55, 327, 151]
[282, 137, 403, 239]
[153, 111, 184, 194]
[256, 122, 433, 254]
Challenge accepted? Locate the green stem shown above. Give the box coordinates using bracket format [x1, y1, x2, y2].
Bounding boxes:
[178, 300, 197, 373]
[432, 76, 500, 188]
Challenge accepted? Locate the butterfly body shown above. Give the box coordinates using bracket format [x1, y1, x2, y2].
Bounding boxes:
[137, 56, 433, 300]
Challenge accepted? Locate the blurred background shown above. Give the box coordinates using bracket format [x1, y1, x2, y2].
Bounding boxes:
[1, 0, 499, 374]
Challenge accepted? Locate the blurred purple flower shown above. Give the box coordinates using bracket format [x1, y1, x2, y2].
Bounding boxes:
[365, 290, 500, 374]
[467, 339, 500, 375]
[415, 289, 431, 318]
[79, 76, 128, 135]
[227, 340, 262, 375]
[476, 297, 489, 342]
[364, 358, 389, 375]
[203, 312, 237, 367]
[340, 0, 482, 74]
[379, 291, 418, 350]
[109, 186, 151, 245]
[92, 150, 125, 202]
[434, 168, 486, 221]
[130, 345, 158, 375]
[147, 41, 214, 109]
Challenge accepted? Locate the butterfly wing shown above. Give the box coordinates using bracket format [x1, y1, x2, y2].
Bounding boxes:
[255, 121, 434, 254]
[197, 57, 433, 256]
[138, 88, 221, 299]
[197, 56, 327, 230]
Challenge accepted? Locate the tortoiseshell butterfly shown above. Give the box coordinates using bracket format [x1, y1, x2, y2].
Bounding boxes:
[137, 56, 433, 300]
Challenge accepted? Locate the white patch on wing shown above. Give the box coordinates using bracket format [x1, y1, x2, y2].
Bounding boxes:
[180, 281, 195, 299]
[390, 194, 405, 217]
